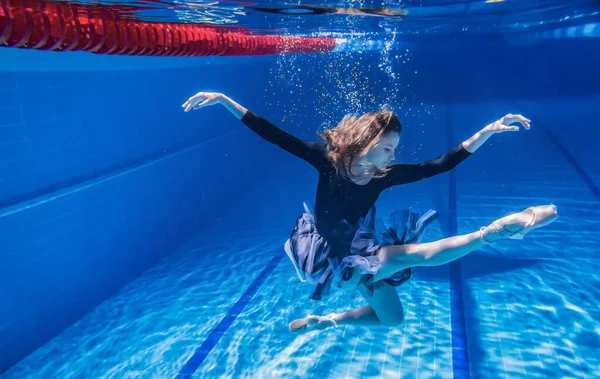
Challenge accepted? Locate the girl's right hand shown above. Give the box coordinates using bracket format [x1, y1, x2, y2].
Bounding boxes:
[182, 92, 224, 112]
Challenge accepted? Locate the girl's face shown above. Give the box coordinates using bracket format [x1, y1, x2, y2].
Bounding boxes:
[365, 131, 400, 170]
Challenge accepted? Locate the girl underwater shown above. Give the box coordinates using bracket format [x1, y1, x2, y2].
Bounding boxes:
[182, 92, 558, 334]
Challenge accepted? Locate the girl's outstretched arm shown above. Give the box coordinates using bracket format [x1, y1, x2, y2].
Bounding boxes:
[182, 91, 328, 169]
[461, 113, 530, 153]
[383, 113, 531, 187]
[183, 92, 247, 119]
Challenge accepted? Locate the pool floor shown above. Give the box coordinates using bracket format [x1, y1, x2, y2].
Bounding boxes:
[4, 167, 600, 379]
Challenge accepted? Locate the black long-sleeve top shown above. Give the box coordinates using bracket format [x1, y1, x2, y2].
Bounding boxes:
[241, 110, 472, 237]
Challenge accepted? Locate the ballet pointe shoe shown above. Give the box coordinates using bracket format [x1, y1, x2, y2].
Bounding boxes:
[480, 204, 558, 243]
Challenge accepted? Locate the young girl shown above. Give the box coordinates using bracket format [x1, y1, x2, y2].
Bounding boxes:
[182, 92, 558, 334]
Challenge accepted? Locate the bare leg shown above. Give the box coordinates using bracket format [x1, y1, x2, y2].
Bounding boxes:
[289, 282, 404, 333]
[332, 283, 404, 326]
[374, 204, 558, 282]
[331, 305, 380, 326]
[374, 230, 484, 281]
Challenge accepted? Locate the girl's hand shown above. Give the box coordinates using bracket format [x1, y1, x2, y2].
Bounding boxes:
[182, 92, 224, 112]
[485, 113, 531, 134]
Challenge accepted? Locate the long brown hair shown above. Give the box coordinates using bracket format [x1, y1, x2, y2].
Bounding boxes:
[317, 110, 402, 180]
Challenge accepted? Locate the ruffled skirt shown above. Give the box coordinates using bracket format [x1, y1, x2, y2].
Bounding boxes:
[283, 203, 439, 300]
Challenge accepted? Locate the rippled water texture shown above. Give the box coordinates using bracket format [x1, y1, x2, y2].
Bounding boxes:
[5, 156, 599, 378]
[71, 0, 600, 37]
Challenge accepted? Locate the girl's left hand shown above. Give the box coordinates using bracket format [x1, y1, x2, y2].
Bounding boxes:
[485, 114, 531, 134]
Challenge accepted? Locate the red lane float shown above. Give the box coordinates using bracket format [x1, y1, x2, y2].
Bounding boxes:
[0, 0, 337, 56]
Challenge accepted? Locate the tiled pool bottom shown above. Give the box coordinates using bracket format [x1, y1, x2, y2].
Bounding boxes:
[5, 175, 599, 378]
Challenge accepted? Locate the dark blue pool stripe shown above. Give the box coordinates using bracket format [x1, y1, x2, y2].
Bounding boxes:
[174, 254, 283, 379]
[447, 105, 470, 379]
[544, 130, 600, 202]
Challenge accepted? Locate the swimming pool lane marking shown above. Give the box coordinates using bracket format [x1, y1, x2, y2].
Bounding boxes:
[447, 105, 471, 379]
[174, 254, 283, 379]
[444, 104, 600, 379]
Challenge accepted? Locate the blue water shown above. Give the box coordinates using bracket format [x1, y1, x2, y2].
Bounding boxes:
[3, 164, 599, 378]
[2, 0, 600, 378]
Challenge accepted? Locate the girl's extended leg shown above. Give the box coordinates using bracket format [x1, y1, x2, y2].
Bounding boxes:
[373, 204, 558, 282]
